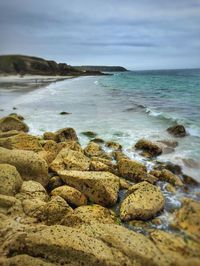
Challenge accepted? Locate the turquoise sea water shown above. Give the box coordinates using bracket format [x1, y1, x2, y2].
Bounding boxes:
[0, 69, 200, 182]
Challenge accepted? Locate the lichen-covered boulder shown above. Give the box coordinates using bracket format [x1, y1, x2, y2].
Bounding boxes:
[135, 139, 162, 157]
[151, 169, 183, 186]
[149, 230, 200, 265]
[43, 131, 57, 141]
[120, 181, 165, 221]
[17, 180, 48, 201]
[55, 127, 78, 142]
[40, 196, 73, 225]
[0, 130, 21, 139]
[90, 160, 110, 171]
[62, 205, 116, 226]
[57, 140, 83, 152]
[0, 164, 22, 196]
[0, 133, 43, 151]
[8, 113, 24, 121]
[59, 170, 120, 207]
[118, 158, 157, 183]
[0, 147, 48, 187]
[0, 115, 29, 132]
[84, 142, 104, 157]
[47, 175, 64, 191]
[38, 139, 59, 164]
[50, 148, 90, 173]
[167, 124, 186, 137]
[51, 185, 87, 207]
[173, 198, 200, 240]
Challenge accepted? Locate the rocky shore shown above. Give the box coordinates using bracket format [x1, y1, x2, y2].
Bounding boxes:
[0, 113, 200, 266]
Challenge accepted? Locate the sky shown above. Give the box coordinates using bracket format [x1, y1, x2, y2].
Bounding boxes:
[0, 0, 200, 70]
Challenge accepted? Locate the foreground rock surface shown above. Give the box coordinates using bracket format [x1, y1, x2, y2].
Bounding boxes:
[120, 181, 165, 221]
[59, 170, 120, 206]
[0, 147, 48, 187]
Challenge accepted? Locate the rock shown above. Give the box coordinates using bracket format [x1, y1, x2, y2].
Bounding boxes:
[47, 175, 64, 191]
[119, 178, 131, 190]
[167, 124, 187, 137]
[84, 142, 104, 157]
[8, 113, 24, 121]
[0, 164, 22, 196]
[50, 148, 90, 173]
[59, 170, 120, 207]
[51, 185, 87, 207]
[91, 156, 113, 166]
[22, 198, 46, 218]
[113, 151, 128, 162]
[0, 194, 18, 209]
[3, 224, 134, 266]
[38, 139, 59, 164]
[62, 205, 116, 226]
[173, 198, 200, 240]
[91, 137, 105, 144]
[59, 111, 71, 115]
[0, 133, 43, 151]
[81, 131, 98, 138]
[154, 161, 182, 175]
[89, 160, 110, 171]
[43, 131, 57, 141]
[0, 130, 21, 138]
[57, 140, 83, 152]
[135, 139, 162, 157]
[0, 115, 29, 132]
[161, 169, 183, 186]
[182, 174, 199, 186]
[40, 196, 73, 225]
[149, 230, 200, 265]
[105, 141, 122, 150]
[118, 158, 157, 183]
[0, 254, 58, 266]
[17, 180, 48, 201]
[157, 140, 178, 148]
[0, 147, 49, 187]
[165, 183, 176, 193]
[55, 127, 78, 142]
[120, 181, 165, 221]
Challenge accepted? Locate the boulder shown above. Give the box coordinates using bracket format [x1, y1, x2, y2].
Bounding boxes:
[81, 131, 98, 138]
[119, 178, 131, 190]
[62, 205, 116, 226]
[0, 164, 22, 196]
[105, 141, 122, 150]
[43, 131, 57, 141]
[135, 139, 162, 157]
[173, 198, 200, 240]
[38, 139, 59, 164]
[50, 148, 90, 173]
[40, 196, 73, 225]
[0, 130, 21, 138]
[22, 198, 46, 218]
[84, 142, 104, 157]
[17, 180, 48, 201]
[0, 147, 48, 187]
[89, 160, 110, 172]
[57, 140, 83, 152]
[51, 185, 87, 207]
[0, 116, 29, 132]
[167, 124, 187, 137]
[55, 127, 78, 142]
[150, 169, 183, 186]
[59, 170, 120, 206]
[149, 230, 200, 265]
[118, 158, 157, 183]
[8, 113, 24, 121]
[47, 175, 64, 191]
[120, 181, 165, 221]
[0, 133, 43, 151]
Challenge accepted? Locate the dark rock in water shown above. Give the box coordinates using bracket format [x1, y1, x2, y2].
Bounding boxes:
[13, 107, 17, 110]
[91, 137, 105, 144]
[154, 161, 182, 175]
[182, 174, 199, 186]
[81, 131, 98, 138]
[167, 125, 187, 137]
[59, 111, 71, 115]
[0, 115, 29, 132]
[135, 139, 162, 157]
[9, 113, 24, 121]
[55, 128, 78, 142]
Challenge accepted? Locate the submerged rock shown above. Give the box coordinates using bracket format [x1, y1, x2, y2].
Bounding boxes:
[81, 131, 98, 138]
[0, 115, 29, 132]
[135, 139, 162, 157]
[51, 185, 87, 207]
[62, 204, 116, 226]
[120, 181, 165, 221]
[59, 170, 120, 206]
[0, 147, 48, 187]
[59, 111, 71, 115]
[105, 141, 122, 150]
[167, 124, 187, 137]
[50, 148, 90, 173]
[0, 164, 22, 196]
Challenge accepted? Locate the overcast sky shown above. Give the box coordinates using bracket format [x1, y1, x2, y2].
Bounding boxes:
[0, 0, 200, 70]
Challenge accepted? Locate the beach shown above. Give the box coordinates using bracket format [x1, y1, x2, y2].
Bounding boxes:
[0, 72, 200, 265]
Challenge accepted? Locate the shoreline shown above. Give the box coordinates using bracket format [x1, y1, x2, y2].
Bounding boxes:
[0, 113, 200, 265]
